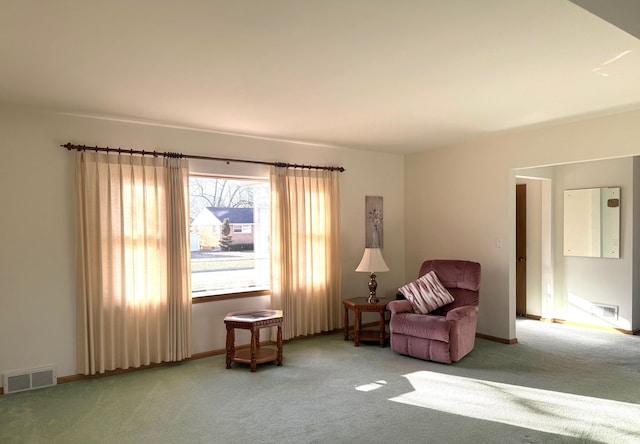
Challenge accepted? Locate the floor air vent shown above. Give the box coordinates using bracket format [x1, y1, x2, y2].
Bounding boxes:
[3, 366, 57, 394]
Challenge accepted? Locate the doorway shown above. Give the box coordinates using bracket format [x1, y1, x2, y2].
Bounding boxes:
[514, 176, 553, 322]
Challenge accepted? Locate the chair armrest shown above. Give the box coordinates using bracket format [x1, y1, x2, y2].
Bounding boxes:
[388, 300, 414, 315]
[446, 305, 478, 321]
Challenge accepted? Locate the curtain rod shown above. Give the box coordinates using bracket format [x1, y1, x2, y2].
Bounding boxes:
[60, 143, 345, 172]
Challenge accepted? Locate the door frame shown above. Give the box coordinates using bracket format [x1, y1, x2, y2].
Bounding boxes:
[514, 176, 553, 324]
[516, 184, 527, 316]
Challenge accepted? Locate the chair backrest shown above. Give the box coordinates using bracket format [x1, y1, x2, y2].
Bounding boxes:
[419, 260, 481, 312]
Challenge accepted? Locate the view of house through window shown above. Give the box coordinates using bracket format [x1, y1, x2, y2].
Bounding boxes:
[189, 175, 270, 297]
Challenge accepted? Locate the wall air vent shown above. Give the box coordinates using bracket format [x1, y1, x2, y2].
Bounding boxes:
[591, 303, 619, 320]
[3, 366, 57, 394]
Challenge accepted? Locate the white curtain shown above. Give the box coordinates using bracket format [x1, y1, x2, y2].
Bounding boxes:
[75, 151, 192, 375]
[270, 167, 342, 340]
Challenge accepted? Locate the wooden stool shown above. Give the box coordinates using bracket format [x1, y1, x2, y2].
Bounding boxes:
[224, 309, 283, 372]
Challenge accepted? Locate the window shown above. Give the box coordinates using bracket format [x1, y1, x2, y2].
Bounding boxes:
[189, 175, 270, 297]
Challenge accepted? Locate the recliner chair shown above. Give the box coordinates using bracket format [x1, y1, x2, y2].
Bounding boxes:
[388, 259, 481, 364]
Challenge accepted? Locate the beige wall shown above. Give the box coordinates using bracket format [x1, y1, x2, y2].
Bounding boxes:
[405, 109, 640, 341]
[0, 104, 405, 379]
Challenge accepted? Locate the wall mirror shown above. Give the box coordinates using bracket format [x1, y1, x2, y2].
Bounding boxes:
[563, 187, 620, 258]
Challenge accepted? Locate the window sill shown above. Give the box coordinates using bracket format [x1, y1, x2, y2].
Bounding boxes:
[192, 289, 271, 304]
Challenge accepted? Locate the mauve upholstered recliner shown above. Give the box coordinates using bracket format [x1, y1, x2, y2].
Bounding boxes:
[388, 259, 481, 364]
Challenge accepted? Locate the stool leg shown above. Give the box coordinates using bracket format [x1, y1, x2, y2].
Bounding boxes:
[255, 328, 261, 350]
[250, 327, 257, 372]
[276, 324, 283, 366]
[225, 325, 235, 369]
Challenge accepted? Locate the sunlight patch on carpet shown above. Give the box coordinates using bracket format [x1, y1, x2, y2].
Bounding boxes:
[389, 371, 640, 443]
[355, 380, 387, 392]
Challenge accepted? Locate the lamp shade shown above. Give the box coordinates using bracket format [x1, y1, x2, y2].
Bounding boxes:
[355, 248, 390, 273]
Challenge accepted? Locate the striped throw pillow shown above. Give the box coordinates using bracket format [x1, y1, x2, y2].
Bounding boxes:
[399, 271, 454, 314]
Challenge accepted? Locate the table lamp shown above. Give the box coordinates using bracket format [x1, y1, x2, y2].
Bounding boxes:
[355, 248, 389, 303]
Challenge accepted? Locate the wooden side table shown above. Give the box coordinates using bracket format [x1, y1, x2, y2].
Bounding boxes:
[343, 297, 391, 347]
[224, 309, 283, 372]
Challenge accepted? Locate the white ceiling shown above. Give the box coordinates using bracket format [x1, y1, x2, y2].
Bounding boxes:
[2, 0, 640, 154]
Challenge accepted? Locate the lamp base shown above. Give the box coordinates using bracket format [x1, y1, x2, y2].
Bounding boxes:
[367, 272, 378, 303]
